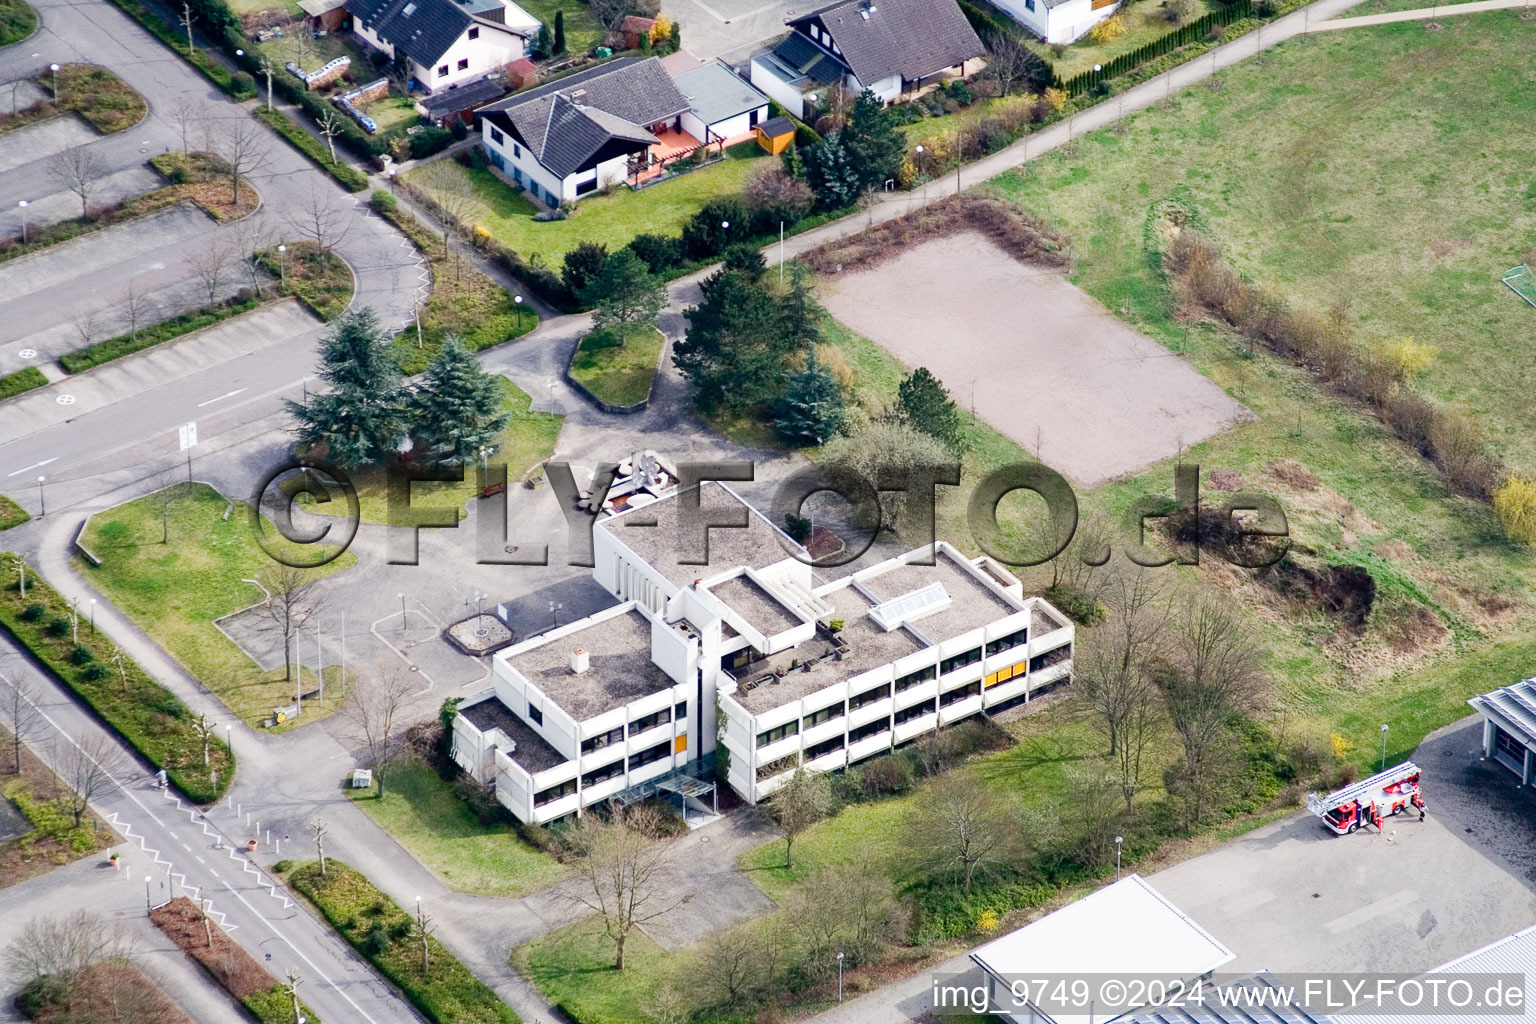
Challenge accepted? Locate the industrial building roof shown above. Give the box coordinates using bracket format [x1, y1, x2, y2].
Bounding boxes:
[1336, 924, 1536, 1024]
[857, 549, 1020, 644]
[459, 694, 568, 772]
[503, 607, 678, 721]
[1468, 677, 1536, 747]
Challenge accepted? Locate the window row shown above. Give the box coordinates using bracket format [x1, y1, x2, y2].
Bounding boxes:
[895, 665, 936, 692]
[984, 660, 1026, 688]
[940, 681, 982, 707]
[849, 681, 891, 711]
[985, 628, 1028, 657]
[757, 720, 799, 748]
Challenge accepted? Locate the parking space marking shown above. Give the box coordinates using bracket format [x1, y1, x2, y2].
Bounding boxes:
[1325, 888, 1419, 934]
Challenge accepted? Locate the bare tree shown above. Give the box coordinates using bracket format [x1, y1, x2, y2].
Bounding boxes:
[3, 670, 44, 774]
[218, 118, 271, 207]
[118, 279, 159, 342]
[1160, 595, 1267, 828]
[149, 473, 182, 544]
[316, 108, 345, 165]
[54, 733, 129, 828]
[255, 564, 319, 683]
[4, 910, 138, 1005]
[285, 968, 304, 1024]
[1058, 766, 1124, 870]
[586, 0, 635, 32]
[427, 180, 486, 283]
[785, 855, 904, 976]
[191, 712, 219, 768]
[1077, 568, 1170, 808]
[342, 662, 413, 798]
[310, 817, 328, 876]
[231, 217, 273, 296]
[693, 925, 762, 1008]
[50, 145, 109, 219]
[903, 774, 1024, 890]
[560, 804, 691, 969]
[765, 766, 831, 869]
[984, 32, 1047, 97]
[72, 309, 105, 353]
[166, 96, 202, 153]
[186, 237, 236, 310]
[198, 894, 214, 948]
[1047, 511, 1113, 609]
[6, 551, 26, 599]
[288, 182, 354, 253]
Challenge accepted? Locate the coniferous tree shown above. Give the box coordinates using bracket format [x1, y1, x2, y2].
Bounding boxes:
[778, 262, 821, 351]
[407, 336, 509, 466]
[774, 349, 847, 445]
[843, 89, 905, 192]
[804, 132, 862, 210]
[562, 241, 609, 295]
[286, 308, 406, 467]
[581, 249, 665, 336]
[676, 271, 794, 413]
[899, 367, 964, 453]
[553, 9, 566, 53]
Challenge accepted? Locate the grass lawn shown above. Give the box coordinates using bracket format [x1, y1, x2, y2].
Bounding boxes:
[259, 240, 352, 321]
[0, 724, 119, 889]
[347, 753, 570, 898]
[408, 145, 769, 265]
[1029, 0, 1221, 78]
[568, 326, 664, 407]
[76, 483, 355, 730]
[514, 918, 683, 1024]
[0, 0, 37, 46]
[362, 94, 422, 134]
[253, 31, 362, 73]
[0, 496, 30, 531]
[0, 63, 146, 136]
[513, 0, 604, 55]
[332, 377, 563, 526]
[1345, 0, 1487, 11]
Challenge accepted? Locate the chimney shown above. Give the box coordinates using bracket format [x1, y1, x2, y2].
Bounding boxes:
[570, 648, 589, 674]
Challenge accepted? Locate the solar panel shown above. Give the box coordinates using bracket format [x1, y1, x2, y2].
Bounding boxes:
[868, 582, 950, 631]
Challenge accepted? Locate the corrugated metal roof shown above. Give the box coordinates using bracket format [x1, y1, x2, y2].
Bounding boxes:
[1129, 974, 1337, 1024]
[1336, 924, 1536, 1024]
[1469, 677, 1536, 747]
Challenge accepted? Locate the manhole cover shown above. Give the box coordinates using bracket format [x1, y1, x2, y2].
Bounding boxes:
[56, 394, 75, 405]
[409, 665, 419, 672]
[17, 348, 36, 359]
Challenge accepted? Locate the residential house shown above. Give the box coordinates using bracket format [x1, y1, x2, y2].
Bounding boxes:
[989, 0, 1120, 45]
[349, 0, 539, 94]
[749, 0, 984, 118]
[672, 61, 770, 148]
[449, 480, 1075, 824]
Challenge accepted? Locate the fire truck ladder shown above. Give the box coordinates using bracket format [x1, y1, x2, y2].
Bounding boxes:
[1305, 760, 1421, 818]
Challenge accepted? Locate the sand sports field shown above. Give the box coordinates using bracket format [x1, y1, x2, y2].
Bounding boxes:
[818, 231, 1252, 487]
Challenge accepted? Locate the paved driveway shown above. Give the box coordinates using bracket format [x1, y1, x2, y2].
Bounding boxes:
[662, 0, 797, 62]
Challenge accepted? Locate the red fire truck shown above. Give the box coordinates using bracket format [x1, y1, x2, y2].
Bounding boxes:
[1306, 761, 1423, 835]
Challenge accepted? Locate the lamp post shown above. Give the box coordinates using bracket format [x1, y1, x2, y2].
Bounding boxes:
[276, 244, 287, 291]
[388, 166, 397, 193]
[514, 294, 524, 332]
[36, 475, 45, 517]
[17, 200, 28, 244]
[1380, 724, 1389, 773]
[144, 874, 154, 914]
[398, 592, 407, 630]
[89, 598, 97, 633]
[914, 145, 926, 208]
[836, 951, 845, 1002]
[720, 219, 730, 251]
[548, 601, 562, 628]
[49, 63, 60, 100]
[1115, 835, 1123, 882]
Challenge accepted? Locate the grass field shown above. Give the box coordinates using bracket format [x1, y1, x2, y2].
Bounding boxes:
[568, 326, 664, 407]
[335, 377, 563, 526]
[347, 754, 570, 898]
[0, 0, 36, 45]
[1029, 0, 1221, 78]
[514, 0, 605, 55]
[362, 94, 422, 134]
[0, 496, 29, 531]
[515, 919, 681, 1024]
[408, 145, 767, 265]
[76, 483, 355, 729]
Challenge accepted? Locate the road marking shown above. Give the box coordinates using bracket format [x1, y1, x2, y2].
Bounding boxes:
[56, 394, 75, 406]
[195, 855, 205, 864]
[197, 387, 248, 407]
[7, 457, 56, 477]
[1324, 889, 1418, 934]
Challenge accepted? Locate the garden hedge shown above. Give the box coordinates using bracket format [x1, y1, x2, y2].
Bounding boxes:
[104, 0, 253, 98]
[0, 563, 234, 803]
[0, 366, 47, 401]
[289, 860, 521, 1024]
[253, 107, 370, 192]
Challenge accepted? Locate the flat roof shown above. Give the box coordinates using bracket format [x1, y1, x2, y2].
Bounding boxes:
[707, 575, 803, 638]
[858, 551, 1019, 644]
[460, 696, 568, 773]
[504, 607, 676, 721]
[599, 481, 806, 588]
[674, 61, 768, 128]
[1468, 677, 1536, 747]
[732, 585, 925, 715]
[971, 875, 1234, 1024]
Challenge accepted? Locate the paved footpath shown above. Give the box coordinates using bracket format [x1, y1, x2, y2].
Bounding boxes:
[1312, 0, 1533, 28]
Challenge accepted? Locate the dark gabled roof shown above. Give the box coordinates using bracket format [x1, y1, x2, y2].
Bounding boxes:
[479, 58, 689, 178]
[787, 0, 984, 85]
[350, 0, 477, 67]
[482, 57, 690, 129]
[769, 32, 846, 86]
[418, 76, 506, 117]
[758, 115, 795, 138]
[492, 92, 657, 179]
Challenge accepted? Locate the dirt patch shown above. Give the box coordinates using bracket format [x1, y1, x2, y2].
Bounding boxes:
[151, 896, 283, 1002]
[21, 961, 193, 1024]
[1427, 237, 1470, 258]
[1207, 469, 1244, 491]
[1420, 568, 1521, 632]
[1255, 559, 1376, 632]
[817, 231, 1252, 487]
[1374, 539, 1415, 562]
[1266, 459, 1319, 491]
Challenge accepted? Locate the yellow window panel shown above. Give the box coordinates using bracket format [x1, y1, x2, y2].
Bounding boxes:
[674, 734, 688, 753]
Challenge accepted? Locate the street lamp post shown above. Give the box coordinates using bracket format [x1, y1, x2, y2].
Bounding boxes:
[277, 244, 288, 291]
[514, 294, 524, 332]
[144, 874, 154, 914]
[17, 200, 28, 244]
[1380, 724, 1389, 773]
[836, 951, 845, 1001]
[388, 166, 398, 193]
[398, 592, 407, 630]
[89, 598, 97, 633]
[36, 475, 45, 517]
[1115, 835, 1123, 882]
[49, 63, 60, 100]
[914, 145, 926, 208]
[548, 601, 562, 628]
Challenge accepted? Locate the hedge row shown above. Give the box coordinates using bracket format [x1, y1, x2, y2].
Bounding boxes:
[62, 296, 261, 373]
[0, 366, 47, 401]
[253, 107, 370, 192]
[288, 861, 520, 1024]
[1055, 0, 1255, 94]
[0, 563, 234, 803]
[104, 0, 253, 98]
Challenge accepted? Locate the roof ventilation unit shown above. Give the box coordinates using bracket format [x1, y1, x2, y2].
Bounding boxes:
[570, 648, 590, 674]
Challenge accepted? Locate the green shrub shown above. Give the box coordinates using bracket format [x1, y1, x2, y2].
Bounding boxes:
[907, 880, 1053, 944]
[19, 603, 44, 622]
[243, 985, 322, 1024]
[68, 645, 94, 665]
[81, 662, 108, 680]
[410, 126, 452, 160]
[0, 366, 48, 401]
[370, 189, 398, 214]
[229, 70, 255, 98]
[62, 296, 261, 373]
[44, 617, 69, 637]
[272, 859, 294, 873]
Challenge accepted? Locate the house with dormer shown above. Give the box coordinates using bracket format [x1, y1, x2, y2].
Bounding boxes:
[349, 0, 539, 94]
[749, 0, 984, 118]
